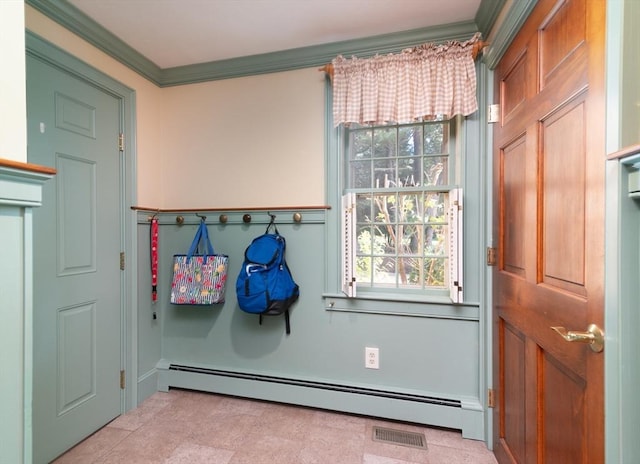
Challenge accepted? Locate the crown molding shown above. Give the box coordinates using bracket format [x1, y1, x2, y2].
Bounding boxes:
[482, 0, 539, 69]
[26, 0, 528, 85]
[161, 21, 479, 86]
[475, 0, 507, 38]
[26, 0, 162, 83]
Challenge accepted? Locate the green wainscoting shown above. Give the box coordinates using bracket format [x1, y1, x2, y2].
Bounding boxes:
[136, 209, 486, 439]
[0, 162, 53, 464]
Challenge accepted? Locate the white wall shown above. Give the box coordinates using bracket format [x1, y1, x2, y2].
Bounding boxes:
[0, 1, 27, 162]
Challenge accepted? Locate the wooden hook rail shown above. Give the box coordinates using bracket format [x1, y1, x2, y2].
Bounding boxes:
[131, 205, 330, 225]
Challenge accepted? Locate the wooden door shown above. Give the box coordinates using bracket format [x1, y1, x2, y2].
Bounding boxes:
[492, 0, 605, 462]
[27, 54, 124, 463]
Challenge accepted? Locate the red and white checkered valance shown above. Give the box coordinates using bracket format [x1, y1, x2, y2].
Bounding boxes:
[331, 33, 481, 126]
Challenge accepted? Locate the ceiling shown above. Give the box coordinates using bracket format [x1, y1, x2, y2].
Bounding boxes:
[65, 0, 484, 69]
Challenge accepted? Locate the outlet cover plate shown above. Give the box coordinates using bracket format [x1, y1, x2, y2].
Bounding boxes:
[365, 347, 379, 369]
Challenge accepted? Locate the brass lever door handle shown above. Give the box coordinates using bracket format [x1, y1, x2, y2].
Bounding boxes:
[551, 324, 604, 352]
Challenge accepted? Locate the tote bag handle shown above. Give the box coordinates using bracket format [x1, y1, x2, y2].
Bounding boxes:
[186, 219, 215, 260]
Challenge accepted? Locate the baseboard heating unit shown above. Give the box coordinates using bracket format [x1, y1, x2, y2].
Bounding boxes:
[156, 362, 485, 440]
[170, 364, 461, 407]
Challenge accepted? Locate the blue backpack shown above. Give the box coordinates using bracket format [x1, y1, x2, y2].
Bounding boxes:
[236, 221, 299, 334]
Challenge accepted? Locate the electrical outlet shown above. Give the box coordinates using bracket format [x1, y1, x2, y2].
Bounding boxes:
[365, 347, 379, 369]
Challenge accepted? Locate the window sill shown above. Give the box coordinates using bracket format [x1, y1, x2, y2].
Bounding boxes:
[322, 293, 479, 320]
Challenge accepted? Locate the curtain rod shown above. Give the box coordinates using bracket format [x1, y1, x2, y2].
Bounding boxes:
[318, 40, 490, 79]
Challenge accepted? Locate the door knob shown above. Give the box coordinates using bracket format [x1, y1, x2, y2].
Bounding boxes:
[551, 324, 604, 352]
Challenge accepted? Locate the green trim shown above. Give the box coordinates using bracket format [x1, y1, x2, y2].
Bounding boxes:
[482, 0, 539, 69]
[605, 4, 640, 463]
[161, 21, 479, 86]
[27, 0, 480, 87]
[0, 166, 53, 207]
[26, 0, 162, 83]
[324, 76, 342, 294]
[324, 295, 480, 320]
[475, 0, 507, 37]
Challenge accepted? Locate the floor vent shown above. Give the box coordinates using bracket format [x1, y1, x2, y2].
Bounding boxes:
[372, 426, 427, 450]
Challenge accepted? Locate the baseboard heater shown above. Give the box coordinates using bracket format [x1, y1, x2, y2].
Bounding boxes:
[168, 364, 461, 408]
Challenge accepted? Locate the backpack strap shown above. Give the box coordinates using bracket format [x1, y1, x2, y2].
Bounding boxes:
[284, 309, 290, 335]
[258, 213, 292, 335]
[258, 309, 291, 335]
[266, 212, 280, 235]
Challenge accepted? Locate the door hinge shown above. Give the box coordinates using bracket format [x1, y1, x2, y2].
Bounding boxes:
[120, 370, 125, 389]
[118, 133, 124, 152]
[120, 252, 125, 270]
[488, 104, 500, 123]
[488, 388, 496, 408]
[487, 247, 497, 266]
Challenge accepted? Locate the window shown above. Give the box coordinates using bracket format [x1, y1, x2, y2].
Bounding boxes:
[341, 119, 463, 302]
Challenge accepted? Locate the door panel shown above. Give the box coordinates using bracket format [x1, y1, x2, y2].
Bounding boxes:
[57, 153, 97, 275]
[58, 302, 97, 415]
[542, 96, 587, 295]
[493, 0, 605, 462]
[501, 323, 526, 462]
[27, 55, 123, 464]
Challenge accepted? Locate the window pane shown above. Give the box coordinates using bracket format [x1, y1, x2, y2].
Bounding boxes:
[424, 123, 448, 154]
[398, 193, 420, 222]
[423, 257, 447, 288]
[373, 127, 397, 157]
[351, 160, 372, 188]
[355, 194, 373, 223]
[372, 193, 397, 223]
[423, 156, 448, 186]
[351, 130, 372, 159]
[422, 192, 446, 222]
[400, 257, 422, 286]
[355, 224, 371, 255]
[372, 257, 396, 286]
[424, 224, 446, 255]
[399, 126, 422, 157]
[374, 158, 396, 188]
[374, 224, 397, 255]
[398, 157, 419, 186]
[356, 255, 372, 284]
[399, 224, 420, 256]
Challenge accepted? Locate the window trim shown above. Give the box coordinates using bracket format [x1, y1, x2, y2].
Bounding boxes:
[343, 120, 463, 301]
[323, 79, 468, 307]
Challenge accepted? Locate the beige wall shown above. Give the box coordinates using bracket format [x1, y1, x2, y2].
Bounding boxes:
[160, 70, 325, 208]
[1, 1, 27, 162]
[25, 5, 326, 209]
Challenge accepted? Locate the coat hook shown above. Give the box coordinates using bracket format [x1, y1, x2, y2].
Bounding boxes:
[267, 212, 276, 227]
[292, 212, 302, 223]
[176, 215, 184, 225]
[219, 214, 228, 224]
[243, 214, 251, 223]
[147, 209, 160, 222]
[195, 212, 207, 221]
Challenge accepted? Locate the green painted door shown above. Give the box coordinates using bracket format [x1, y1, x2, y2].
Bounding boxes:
[27, 54, 123, 464]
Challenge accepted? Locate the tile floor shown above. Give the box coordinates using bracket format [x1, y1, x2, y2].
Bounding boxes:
[52, 389, 498, 464]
